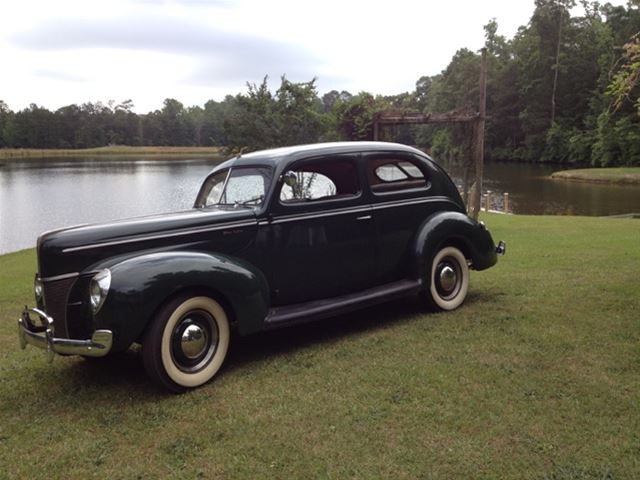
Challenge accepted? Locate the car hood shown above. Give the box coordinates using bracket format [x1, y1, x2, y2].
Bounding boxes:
[37, 207, 257, 278]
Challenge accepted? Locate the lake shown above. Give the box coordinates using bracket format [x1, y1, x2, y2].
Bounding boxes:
[1, 156, 639, 254]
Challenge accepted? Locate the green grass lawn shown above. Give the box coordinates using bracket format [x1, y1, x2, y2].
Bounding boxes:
[551, 167, 640, 186]
[0, 146, 225, 159]
[1, 214, 639, 479]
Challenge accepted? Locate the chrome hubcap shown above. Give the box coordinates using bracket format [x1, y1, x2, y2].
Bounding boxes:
[171, 310, 219, 373]
[435, 257, 461, 299]
[180, 324, 208, 359]
[439, 266, 457, 293]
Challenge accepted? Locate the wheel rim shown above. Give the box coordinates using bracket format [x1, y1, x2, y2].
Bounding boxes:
[434, 257, 462, 300]
[170, 309, 219, 373]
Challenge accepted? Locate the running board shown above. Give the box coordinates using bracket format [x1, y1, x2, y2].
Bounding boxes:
[264, 279, 421, 330]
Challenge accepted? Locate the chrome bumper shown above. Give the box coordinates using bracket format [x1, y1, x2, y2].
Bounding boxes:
[18, 307, 113, 362]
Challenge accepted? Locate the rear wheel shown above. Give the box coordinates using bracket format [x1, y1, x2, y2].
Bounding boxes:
[423, 246, 469, 311]
[142, 293, 230, 393]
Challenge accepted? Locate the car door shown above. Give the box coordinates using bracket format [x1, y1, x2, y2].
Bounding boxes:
[267, 154, 374, 305]
[364, 152, 440, 285]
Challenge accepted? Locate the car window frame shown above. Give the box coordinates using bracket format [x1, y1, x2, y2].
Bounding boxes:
[365, 153, 432, 198]
[275, 155, 364, 210]
[195, 166, 274, 209]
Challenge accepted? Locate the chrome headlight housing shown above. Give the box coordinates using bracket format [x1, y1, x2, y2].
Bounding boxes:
[34, 275, 44, 304]
[89, 269, 111, 314]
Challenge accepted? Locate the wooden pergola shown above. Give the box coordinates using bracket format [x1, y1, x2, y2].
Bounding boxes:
[372, 49, 488, 220]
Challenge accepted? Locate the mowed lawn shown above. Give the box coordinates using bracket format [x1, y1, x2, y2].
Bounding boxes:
[0, 214, 638, 479]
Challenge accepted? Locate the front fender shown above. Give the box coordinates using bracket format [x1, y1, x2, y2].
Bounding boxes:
[93, 251, 270, 352]
[412, 212, 498, 286]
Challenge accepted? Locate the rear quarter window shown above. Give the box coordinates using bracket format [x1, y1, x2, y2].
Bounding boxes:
[368, 157, 429, 193]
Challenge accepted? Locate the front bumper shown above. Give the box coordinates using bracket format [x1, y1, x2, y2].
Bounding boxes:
[18, 307, 113, 362]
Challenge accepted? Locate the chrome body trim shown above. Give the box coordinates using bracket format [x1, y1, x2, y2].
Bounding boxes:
[18, 307, 113, 361]
[270, 206, 371, 225]
[40, 272, 80, 283]
[265, 197, 458, 225]
[62, 220, 257, 253]
[371, 196, 456, 211]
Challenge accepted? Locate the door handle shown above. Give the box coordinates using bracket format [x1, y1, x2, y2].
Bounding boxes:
[356, 215, 372, 221]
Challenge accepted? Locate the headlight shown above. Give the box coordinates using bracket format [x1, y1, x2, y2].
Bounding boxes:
[34, 276, 44, 304]
[89, 269, 111, 314]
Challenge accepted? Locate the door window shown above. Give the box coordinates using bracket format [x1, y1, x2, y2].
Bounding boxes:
[280, 159, 360, 203]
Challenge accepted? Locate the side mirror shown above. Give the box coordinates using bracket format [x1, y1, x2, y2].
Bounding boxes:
[283, 171, 298, 188]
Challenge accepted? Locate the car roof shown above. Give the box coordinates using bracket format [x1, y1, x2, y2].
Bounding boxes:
[213, 142, 428, 172]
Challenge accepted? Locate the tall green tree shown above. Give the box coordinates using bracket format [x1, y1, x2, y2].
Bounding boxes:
[0, 100, 12, 148]
[334, 92, 388, 141]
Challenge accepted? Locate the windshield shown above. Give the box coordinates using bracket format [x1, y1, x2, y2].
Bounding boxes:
[196, 167, 273, 208]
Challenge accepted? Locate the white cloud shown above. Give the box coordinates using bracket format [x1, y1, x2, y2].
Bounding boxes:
[0, 0, 629, 112]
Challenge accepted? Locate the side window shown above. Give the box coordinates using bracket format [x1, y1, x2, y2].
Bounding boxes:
[368, 157, 429, 193]
[280, 159, 360, 203]
[375, 164, 408, 182]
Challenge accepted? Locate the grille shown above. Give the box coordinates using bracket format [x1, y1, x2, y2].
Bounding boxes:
[42, 277, 77, 338]
[66, 276, 93, 340]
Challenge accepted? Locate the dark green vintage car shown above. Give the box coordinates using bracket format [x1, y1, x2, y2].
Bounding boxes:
[18, 142, 505, 392]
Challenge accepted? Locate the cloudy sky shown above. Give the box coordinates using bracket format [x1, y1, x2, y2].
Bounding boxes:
[0, 0, 627, 113]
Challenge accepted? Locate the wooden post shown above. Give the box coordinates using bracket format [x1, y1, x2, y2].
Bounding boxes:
[503, 192, 509, 213]
[373, 120, 379, 141]
[470, 48, 487, 220]
[462, 165, 470, 208]
[485, 190, 492, 212]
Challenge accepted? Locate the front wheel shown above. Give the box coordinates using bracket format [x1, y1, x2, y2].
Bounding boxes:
[143, 293, 230, 393]
[423, 246, 469, 311]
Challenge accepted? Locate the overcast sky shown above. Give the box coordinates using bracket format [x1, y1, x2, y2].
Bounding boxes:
[0, 0, 628, 113]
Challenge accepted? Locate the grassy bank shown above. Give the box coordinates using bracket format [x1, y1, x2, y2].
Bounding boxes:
[0, 146, 225, 159]
[551, 167, 640, 185]
[1, 214, 639, 479]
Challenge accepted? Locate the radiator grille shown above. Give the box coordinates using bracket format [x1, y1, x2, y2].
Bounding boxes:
[66, 276, 93, 340]
[42, 277, 77, 338]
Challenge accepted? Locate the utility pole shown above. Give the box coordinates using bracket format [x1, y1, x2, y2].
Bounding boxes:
[551, 11, 563, 126]
[470, 48, 487, 221]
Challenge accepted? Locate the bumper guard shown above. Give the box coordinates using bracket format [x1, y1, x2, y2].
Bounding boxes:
[18, 307, 113, 362]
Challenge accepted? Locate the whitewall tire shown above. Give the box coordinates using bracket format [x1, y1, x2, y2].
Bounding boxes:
[424, 246, 469, 311]
[143, 293, 230, 392]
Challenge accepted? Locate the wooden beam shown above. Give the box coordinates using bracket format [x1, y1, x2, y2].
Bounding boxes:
[376, 111, 479, 125]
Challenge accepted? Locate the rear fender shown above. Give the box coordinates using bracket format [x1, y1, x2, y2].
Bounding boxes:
[412, 212, 498, 288]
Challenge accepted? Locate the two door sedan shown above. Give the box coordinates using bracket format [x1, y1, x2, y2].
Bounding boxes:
[19, 142, 502, 392]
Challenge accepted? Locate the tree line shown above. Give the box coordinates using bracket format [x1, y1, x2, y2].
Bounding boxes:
[0, 0, 638, 166]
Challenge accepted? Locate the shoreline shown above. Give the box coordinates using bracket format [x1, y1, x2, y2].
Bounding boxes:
[550, 167, 640, 186]
[0, 146, 225, 159]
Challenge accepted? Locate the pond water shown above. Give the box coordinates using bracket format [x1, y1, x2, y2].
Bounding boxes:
[1, 156, 639, 254]
[448, 162, 640, 217]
